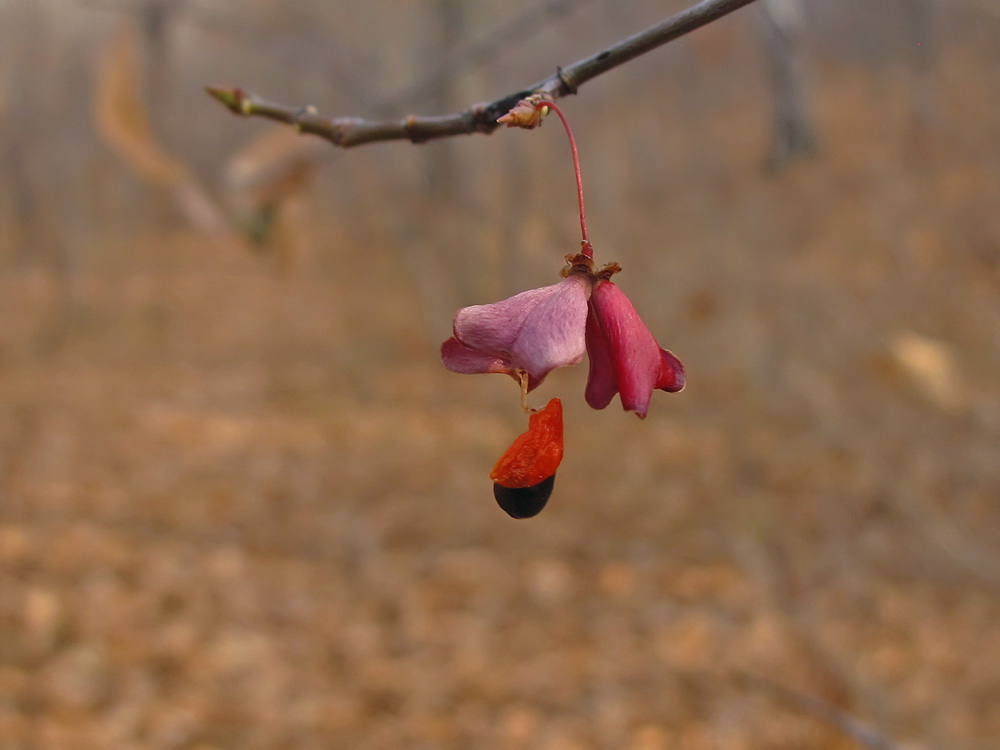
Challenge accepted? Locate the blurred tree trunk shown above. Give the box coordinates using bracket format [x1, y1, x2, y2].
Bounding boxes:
[399, 0, 470, 341]
[1, 0, 45, 268]
[136, 0, 182, 226]
[904, 0, 935, 128]
[426, 0, 464, 204]
[759, 0, 816, 169]
[0, 0, 79, 351]
[138, 0, 176, 95]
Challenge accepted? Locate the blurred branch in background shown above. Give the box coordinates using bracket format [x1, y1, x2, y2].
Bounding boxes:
[963, 0, 1000, 21]
[206, 0, 760, 148]
[371, 0, 597, 116]
[83, 0, 381, 109]
[740, 674, 915, 750]
[94, 18, 236, 240]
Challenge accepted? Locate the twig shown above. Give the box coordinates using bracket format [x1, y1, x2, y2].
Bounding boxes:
[83, 0, 595, 120]
[206, 0, 759, 148]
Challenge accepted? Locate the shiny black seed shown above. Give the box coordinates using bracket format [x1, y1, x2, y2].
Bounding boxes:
[493, 474, 555, 519]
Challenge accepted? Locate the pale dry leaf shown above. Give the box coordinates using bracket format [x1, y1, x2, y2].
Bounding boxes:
[890, 331, 964, 411]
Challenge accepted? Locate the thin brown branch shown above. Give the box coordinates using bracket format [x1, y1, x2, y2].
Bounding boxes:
[206, 0, 759, 148]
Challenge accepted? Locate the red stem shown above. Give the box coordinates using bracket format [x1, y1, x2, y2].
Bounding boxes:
[536, 100, 592, 258]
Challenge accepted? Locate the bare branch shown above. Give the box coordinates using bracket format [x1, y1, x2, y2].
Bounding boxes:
[206, 0, 759, 148]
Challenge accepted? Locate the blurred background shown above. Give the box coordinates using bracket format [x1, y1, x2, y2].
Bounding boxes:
[2, 0, 1000, 747]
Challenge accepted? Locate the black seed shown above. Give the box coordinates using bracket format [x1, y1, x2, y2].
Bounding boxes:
[493, 475, 556, 519]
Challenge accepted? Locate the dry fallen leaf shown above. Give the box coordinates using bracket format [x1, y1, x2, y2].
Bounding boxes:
[890, 331, 964, 412]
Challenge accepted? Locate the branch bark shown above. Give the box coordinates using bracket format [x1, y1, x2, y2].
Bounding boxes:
[206, 0, 759, 148]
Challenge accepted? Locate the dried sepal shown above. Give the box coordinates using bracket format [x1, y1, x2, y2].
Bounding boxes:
[497, 95, 551, 129]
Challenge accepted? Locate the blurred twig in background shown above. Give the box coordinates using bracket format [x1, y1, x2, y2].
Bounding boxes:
[93, 17, 237, 239]
[739, 673, 916, 750]
[371, 0, 596, 115]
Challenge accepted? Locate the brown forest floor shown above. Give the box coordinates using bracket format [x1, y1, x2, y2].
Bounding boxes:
[3, 40, 1000, 750]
